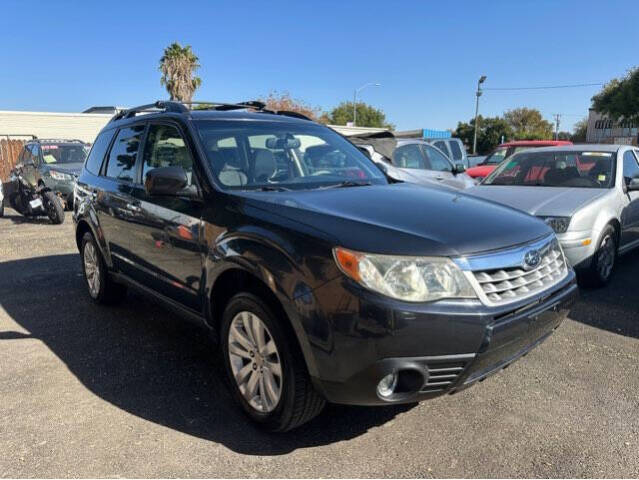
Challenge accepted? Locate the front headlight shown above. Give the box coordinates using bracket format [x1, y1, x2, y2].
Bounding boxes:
[540, 216, 570, 234]
[49, 170, 73, 181]
[333, 247, 476, 302]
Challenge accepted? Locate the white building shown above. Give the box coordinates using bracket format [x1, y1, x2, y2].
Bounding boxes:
[586, 109, 638, 145]
[0, 110, 114, 143]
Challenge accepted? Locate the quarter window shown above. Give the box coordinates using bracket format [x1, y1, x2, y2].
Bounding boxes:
[104, 125, 145, 182]
[85, 130, 115, 175]
[142, 124, 194, 185]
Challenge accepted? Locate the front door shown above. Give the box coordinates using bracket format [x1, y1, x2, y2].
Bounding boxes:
[127, 122, 204, 311]
[620, 150, 639, 249]
[421, 144, 464, 189]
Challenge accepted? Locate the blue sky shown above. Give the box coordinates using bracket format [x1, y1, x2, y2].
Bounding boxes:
[1, 0, 636, 131]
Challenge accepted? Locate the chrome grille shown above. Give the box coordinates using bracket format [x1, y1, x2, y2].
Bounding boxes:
[468, 237, 567, 306]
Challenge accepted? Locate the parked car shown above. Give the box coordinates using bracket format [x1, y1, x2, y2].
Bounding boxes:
[350, 133, 475, 190]
[466, 140, 573, 181]
[466, 144, 639, 285]
[426, 138, 469, 168]
[16, 138, 89, 209]
[74, 100, 577, 431]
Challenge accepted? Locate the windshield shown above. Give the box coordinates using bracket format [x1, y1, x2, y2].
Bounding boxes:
[482, 146, 508, 165]
[42, 144, 88, 164]
[194, 120, 387, 190]
[483, 150, 616, 188]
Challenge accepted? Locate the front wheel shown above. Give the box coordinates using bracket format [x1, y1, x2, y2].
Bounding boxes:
[221, 293, 325, 431]
[43, 191, 65, 224]
[80, 232, 127, 304]
[584, 224, 617, 287]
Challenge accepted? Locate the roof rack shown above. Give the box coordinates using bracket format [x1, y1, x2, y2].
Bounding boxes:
[31, 138, 86, 144]
[110, 100, 313, 123]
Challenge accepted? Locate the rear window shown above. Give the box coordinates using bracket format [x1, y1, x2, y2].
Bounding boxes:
[85, 130, 115, 175]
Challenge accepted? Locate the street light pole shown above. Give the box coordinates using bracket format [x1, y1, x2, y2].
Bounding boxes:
[353, 82, 381, 126]
[472, 75, 487, 154]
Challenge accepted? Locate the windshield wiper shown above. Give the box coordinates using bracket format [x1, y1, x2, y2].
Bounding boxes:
[249, 185, 292, 192]
[320, 180, 372, 189]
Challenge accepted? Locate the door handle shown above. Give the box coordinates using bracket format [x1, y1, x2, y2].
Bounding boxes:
[126, 203, 142, 213]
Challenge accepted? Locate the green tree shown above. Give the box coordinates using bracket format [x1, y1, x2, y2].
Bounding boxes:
[159, 42, 202, 102]
[260, 91, 322, 121]
[327, 102, 393, 129]
[571, 118, 588, 143]
[557, 131, 572, 141]
[454, 115, 513, 154]
[592, 67, 639, 123]
[504, 107, 554, 140]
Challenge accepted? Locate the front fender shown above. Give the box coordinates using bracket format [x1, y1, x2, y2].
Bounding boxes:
[74, 192, 113, 269]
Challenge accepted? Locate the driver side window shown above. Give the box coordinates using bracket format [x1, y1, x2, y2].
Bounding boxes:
[393, 144, 427, 169]
[423, 144, 452, 172]
[622, 150, 639, 184]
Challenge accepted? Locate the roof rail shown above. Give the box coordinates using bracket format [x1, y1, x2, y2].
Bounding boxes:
[109, 100, 313, 123]
[32, 138, 86, 144]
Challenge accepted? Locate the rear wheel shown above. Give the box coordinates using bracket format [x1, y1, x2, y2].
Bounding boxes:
[43, 191, 64, 224]
[80, 232, 127, 304]
[584, 224, 617, 287]
[221, 293, 325, 431]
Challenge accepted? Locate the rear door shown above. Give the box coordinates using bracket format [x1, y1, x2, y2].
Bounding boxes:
[95, 124, 146, 275]
[620, 149, 639, 248]
[127, 121, 204, 311]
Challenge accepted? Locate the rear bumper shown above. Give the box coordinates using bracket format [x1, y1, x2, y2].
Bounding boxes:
[308, 272, 578, 406]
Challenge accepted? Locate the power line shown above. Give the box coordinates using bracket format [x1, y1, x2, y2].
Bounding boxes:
[484, 82, 603, 91]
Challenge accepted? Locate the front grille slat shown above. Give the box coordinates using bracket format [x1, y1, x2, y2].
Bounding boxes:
[471, 239, 567, 306]
[421, 356, 474, 393]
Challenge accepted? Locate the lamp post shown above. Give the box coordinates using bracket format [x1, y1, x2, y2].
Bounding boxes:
[472, 75, 487, 154]
[353, 82, 381, 126]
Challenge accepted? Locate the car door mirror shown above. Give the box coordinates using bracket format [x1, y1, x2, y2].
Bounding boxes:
[454, 163, 466, 174]
[627, 177, 639, 192]
[145, 166, 189, 196]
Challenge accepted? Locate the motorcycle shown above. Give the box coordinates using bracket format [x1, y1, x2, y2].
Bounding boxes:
[3, 162, 65, 224]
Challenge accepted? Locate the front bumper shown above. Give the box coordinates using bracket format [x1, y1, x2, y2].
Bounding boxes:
[557, 230, 598, 268]
[300, 270, 577, 406]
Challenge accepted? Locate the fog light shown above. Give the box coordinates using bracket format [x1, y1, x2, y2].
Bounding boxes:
[377, 372, 398, 398]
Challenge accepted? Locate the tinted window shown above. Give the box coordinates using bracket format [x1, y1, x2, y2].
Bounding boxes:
[142, 124, 194, 184]
[393, 144, 428, 169]
[623, 150, 639, 183]
[105, 125, 145, 182]
[423, 144, 452, 172]
[434, 141, 449, 157]
[85, 130, 115, 175]
[449, 140, 463, 161]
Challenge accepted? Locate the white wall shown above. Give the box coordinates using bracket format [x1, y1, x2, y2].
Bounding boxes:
[0, 110, 113, 143]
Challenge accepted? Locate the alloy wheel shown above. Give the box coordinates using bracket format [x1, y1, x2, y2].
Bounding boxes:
[596, 234, 615, 280]
[83, 242, 101, 298]
[228, 311, 282, 413]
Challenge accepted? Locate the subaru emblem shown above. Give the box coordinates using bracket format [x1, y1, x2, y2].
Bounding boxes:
[524, 249, 541, 269]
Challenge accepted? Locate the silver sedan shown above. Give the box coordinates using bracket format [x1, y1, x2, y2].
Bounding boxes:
[466, 144, 639, 285]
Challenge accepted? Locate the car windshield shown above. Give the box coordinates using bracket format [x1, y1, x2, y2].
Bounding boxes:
[41, 144, 88, 164]
[194, 120, 387, 190]
[483, 150, 616, 188]
[482, 147, 508, 165]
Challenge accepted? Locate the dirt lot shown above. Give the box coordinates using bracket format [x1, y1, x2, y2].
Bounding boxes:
[1, 208, 638, 478]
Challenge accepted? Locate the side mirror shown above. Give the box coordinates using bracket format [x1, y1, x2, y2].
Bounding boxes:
[145, 166, 189, 196]
[454, 163, 466, 174]
[627, 177, 639, 192]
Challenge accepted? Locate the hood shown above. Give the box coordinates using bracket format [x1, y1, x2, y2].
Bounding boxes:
[238, 183, 551, 257]
[45, 163, 83, 176]
[465, 185, 609, 217]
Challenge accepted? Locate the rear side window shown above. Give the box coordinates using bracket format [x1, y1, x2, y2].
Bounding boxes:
[85, 130, 115, 175]
[104, 125, 145, 182]
[449, 140, 463, 161]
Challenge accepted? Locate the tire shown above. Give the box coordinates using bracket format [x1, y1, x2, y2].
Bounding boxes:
[583, 224, 617, 287]
[43, 191, 65, 224]
[80, 232, 127, 304]
[221, 292, 325, 432]
[0, 196, 4, 217]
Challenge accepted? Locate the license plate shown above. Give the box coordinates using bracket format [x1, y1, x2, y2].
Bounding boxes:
[29, 198, 43, 209]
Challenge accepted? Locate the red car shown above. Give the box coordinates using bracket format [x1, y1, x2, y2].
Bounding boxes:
[466, 140, 573, 180]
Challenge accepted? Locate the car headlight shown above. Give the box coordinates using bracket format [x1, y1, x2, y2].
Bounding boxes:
[540, 216, 570, 234]
[49, 170, 73, 181]
[333, 247, 476, 302]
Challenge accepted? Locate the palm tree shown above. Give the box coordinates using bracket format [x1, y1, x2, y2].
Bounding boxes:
[159, 42, 202, 102]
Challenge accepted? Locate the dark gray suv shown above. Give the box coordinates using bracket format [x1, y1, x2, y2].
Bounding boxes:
[73, 100, 578, 431]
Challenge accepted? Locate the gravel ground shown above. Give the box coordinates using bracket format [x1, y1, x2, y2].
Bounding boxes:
[0, 208, 637, 478]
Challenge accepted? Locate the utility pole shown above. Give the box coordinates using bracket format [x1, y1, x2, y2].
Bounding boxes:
[553, 113, 561, 140]
[353, 82, 381, 126]
[473, 75, 487, 154]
